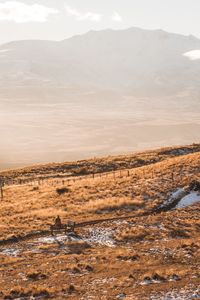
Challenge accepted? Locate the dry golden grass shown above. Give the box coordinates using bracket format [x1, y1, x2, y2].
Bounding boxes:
[0, 145, 199, 299]
[1, 150, 199, 238]
[1, 143, 200, 182]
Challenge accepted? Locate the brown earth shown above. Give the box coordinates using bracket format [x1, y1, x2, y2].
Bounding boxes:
[0, 145, 199, 299]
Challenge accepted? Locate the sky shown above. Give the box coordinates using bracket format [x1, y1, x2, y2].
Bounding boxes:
[0, 0, 200, 45]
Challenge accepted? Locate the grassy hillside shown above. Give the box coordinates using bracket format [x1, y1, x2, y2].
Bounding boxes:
[0, 145, 199, 299]
[1, 143, 200, 183]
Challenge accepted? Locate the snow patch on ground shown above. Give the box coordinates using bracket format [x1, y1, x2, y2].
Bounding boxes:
[84, 227, 115, 247]
[37, 227, 116, 247]
[0, 248, 21, 257]
[160, 188, 186, 209]
[176, 191, 200, 208]
[37, 234, 80, 244]
[161, 187, 200, 210]
[116, 293, 126, 299]
[0, 227, 116, 257]
[150, 286, 200, 299]
[171, 188, 185, 199]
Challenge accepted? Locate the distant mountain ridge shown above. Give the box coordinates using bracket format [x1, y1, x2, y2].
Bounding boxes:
[1, 27, 200, 96]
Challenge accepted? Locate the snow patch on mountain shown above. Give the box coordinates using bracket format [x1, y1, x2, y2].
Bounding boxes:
[183, 49, 200, 60]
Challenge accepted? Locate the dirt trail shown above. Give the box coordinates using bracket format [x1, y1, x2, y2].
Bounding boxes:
[0, 191, 187, 247]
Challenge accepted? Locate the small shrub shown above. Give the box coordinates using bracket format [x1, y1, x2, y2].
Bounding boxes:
[72, 267, 81, 274]
[33, 290, 50, 298]
[73, 167, 88, 175]
[68, 285, 76, 294]
[31, 186, 39, 191]
[27, 272, 47, 281]
[85, 265, 93, 272]
[56, 187, 71, 195]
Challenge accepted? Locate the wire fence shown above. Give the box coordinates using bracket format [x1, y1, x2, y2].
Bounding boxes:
[2, 161, 200, 191]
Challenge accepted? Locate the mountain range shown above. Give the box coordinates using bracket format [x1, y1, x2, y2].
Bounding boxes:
[0, 27, 200, 96]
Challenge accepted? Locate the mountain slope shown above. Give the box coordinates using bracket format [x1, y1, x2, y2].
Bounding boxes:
[1, 27, 200, 95]
[0, 145, 199, 299]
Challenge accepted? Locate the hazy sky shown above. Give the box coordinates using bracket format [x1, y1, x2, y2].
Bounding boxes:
[0, 0, 200, 44]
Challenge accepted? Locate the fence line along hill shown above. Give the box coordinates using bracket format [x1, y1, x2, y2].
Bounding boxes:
[0, 143, 200, 187]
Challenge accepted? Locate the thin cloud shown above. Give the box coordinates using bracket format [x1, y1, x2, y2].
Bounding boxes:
[111, 12, 122, 22]
[0, 1, 58, 23]
[65, 5, 103, 22]
[183, 50, 200, 61]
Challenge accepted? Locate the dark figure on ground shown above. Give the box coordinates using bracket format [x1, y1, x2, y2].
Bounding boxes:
[50, 216, 76, 235]
[55, 215, 62, 227]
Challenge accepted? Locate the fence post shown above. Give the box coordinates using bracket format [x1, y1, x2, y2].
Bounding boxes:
[0, 185, 3, 200]
[171, 172, 174, 182]
[0, 178, 4, 200]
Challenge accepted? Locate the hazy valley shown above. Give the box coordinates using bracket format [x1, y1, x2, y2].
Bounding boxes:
[1, 28, 200, 169]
